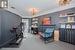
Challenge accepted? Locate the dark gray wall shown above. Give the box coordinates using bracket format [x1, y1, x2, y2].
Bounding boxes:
[29, 18, 32, 33]
[38, 7, 75, 29]
[0, 9, 22, 47]
[0, 9, 1, 44]
[0, 0, 2, 7]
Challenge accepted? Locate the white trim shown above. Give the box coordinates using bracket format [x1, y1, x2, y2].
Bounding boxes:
[34, 3, 75, 17]
[4, 3, 75, 18]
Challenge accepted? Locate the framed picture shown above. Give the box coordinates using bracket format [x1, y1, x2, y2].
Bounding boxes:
[42, 17, 51, 25]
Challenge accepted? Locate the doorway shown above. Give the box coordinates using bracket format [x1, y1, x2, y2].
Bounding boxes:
[22, 19, 29, 37]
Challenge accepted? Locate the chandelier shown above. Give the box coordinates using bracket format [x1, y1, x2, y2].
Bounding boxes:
[58, 0, 72, 6]
[29, 8, 39, 16]
[0, 0, 8, 8]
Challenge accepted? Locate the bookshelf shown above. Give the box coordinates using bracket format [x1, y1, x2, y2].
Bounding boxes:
[31, 17, 38, 27]
[31, 17, 38, 34]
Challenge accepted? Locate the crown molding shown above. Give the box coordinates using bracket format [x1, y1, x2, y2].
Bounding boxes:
[34, 3, 75, 17]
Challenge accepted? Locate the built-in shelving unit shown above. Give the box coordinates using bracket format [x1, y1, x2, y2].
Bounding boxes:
[59, 12, 75, 23]
[59, 12, 75, 45]
[31, 17, 38, 27]
[31, 17, 38, 34]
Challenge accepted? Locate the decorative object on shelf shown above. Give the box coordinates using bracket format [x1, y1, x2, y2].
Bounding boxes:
[66, 24, 71, 28]
[59, 13, 67, 17]
[58, 0, 72, 6]
[67, 17, 74, 23]
[67, 13, 75, 23]
[59, 12, 75, 17]
[67, 12, 75, 17]
[32, 18, 38, 20]
[60, 24, 65, 28]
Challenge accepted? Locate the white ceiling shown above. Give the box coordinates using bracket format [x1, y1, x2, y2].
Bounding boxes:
[5, 0, 75, 18]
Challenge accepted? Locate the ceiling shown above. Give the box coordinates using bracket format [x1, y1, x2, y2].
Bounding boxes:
[5, 0, 75, 18]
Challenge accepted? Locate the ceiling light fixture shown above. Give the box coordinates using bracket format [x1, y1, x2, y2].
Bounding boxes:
[29, 8, 39, 16]
[1, 0, 7, 8]
[58, 0, 72, 6]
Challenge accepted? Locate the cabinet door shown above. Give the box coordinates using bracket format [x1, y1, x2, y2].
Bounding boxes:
[1, 11, 6, 44]
[69, 29, 72, 44]
[62, 29, 66, 42]
[59, 29, 62, 41]
[73, 30, 75, 45]
[59, 28, 65, 42]
[71, 29, 75, 45]
[66, 29, 70, 43]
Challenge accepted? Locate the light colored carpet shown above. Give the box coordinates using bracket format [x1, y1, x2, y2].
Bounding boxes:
[0, 34, 75, 50]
